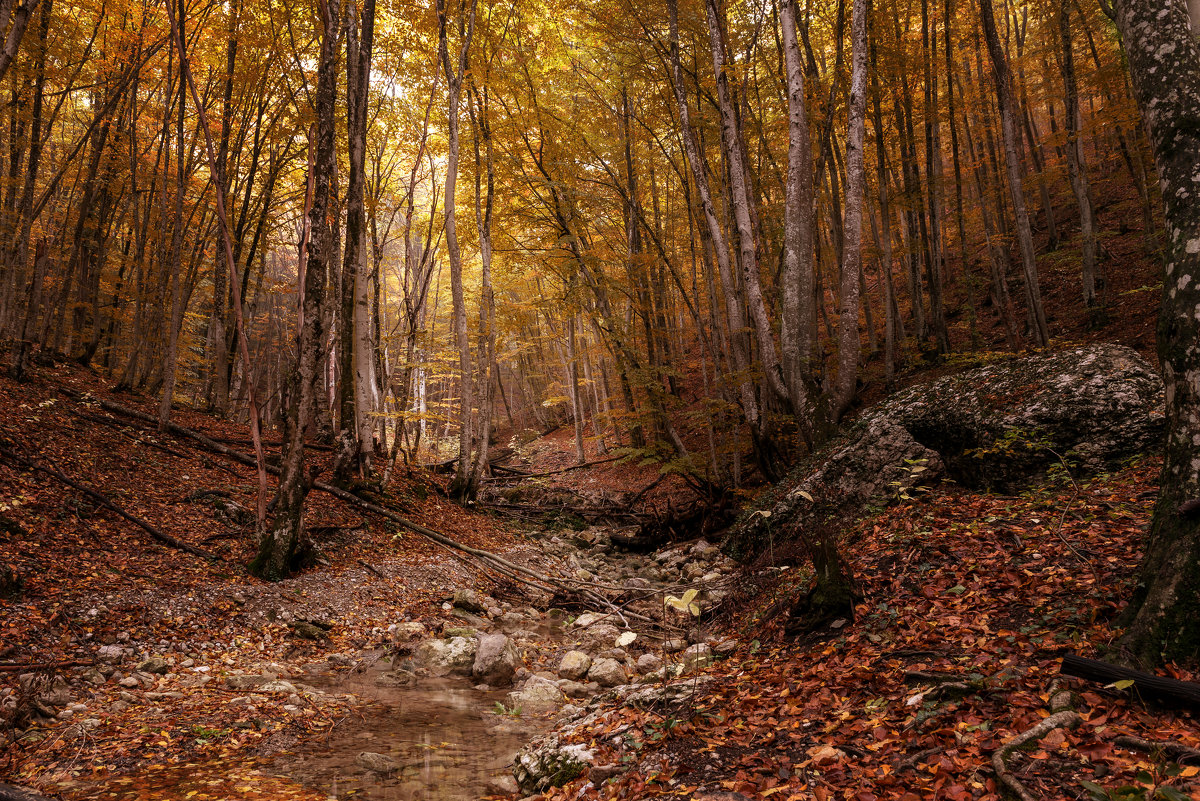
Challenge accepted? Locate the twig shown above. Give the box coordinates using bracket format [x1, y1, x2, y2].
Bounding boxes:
[990, 710, 1082, 801]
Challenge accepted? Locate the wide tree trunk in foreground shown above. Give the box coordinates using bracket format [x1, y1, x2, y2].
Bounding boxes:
[1112, 0, 1200, 666]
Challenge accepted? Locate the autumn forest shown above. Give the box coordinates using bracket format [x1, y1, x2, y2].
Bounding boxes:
[2, 0, 1200, 798]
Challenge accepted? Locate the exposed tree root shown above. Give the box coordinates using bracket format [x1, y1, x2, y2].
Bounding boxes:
[1113, 735, 1200, 765]
[990, 710, 1082, 801]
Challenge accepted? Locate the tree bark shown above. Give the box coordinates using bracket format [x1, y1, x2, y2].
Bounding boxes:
[250, 0, 339, 580]
[1110, 0, 1200, 666]
[439, 0, 477, 501]
[979, 0, 1049, 347]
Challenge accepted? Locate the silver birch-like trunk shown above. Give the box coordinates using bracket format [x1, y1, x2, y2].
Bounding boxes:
[665, 0, 761, 437]
[778, 0, 817, 421]
[830, 0, 869, 419]
[702, 0, 790, 408]
[438, 0, 476, 499]
[1058, 0, 1098, 309]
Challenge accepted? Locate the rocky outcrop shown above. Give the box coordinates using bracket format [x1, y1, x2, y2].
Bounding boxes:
[731, 345, 1163, 554]
[881, 344, 1163, 489]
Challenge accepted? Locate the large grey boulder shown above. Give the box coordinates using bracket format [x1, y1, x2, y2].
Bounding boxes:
[412, 637, 477, 677]
[729, 344, 1163, 555]
[506, 675, 566, 714]
[880, 344, 1163, 489]
[472, 634, 518, 687]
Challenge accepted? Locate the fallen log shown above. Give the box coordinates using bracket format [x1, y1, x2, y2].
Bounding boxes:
[481, 455, 623, 481]
[1060, 653, 1200, 708]
[0, 444, 219, 561]
[65, 392, 569, 595]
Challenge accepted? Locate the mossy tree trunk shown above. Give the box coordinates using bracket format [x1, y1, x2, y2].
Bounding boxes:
[1111, 0, 1200, 666]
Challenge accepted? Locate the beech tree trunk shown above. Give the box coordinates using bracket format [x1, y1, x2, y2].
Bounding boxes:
[1111, 0, 1200, 666]
[830, 0, 868, 420]
[778, 0, 818, 427]
[250, 0, 339, 580]
[979, 0, 1049, 347]
[439, 0, 477, 500]
[1059, 0, 1098, 310]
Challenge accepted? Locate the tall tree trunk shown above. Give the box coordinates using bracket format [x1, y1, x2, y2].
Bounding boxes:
[250, 0, 339, 580]
[979, 0, 1049, 347]
[666, 0, 768, 470]
[778, 0, 818, 429]
[703, 0, 791, 410]
[1110, 0, 1200, 666]
[829, 0, 869, 419]
[1059, 0, 1098, 310]
[439, 0, 477, 500]
[158, 0, 187, 432]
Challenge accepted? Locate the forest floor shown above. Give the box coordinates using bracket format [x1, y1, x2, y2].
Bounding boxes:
[3, 348, 1200, 800]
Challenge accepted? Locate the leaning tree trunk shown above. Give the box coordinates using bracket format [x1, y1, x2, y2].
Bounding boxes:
[1110, 0, 1200, 667]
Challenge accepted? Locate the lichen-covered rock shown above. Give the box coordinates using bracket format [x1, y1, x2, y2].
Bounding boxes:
[512, 733, 595, 792]
[729, 344, 1163, 556]
[472, 634, 518, 687]
[879, 344, 1163, 489]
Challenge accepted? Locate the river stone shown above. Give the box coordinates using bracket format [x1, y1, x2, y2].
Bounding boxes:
[680, 643, 713, 672]
[636, 653, 662, 674]
[557, 651, 592, 681]
[571, 611, 605, 628]
[506, 675, 566, 714]
[473, 634, 518, 687]
[413, 637, 477, 676]
[513, 733, 595, 792]
[452, 588, 487, 614]
[662, 638, 687, 654]
[225, 674, 275, 691]
[586, 657, 626, 688]
[390, 621, 426, 646]
[579, 623, 620, 652]
[356, 751, 400, 774]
